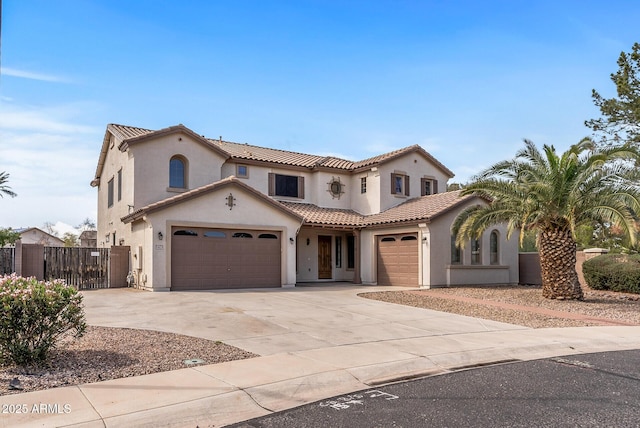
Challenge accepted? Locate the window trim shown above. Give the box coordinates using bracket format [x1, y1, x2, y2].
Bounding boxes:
[268, 173, 305, 199]
[490, 230, 499, 265]
[391, 173, 410, 196]
[346, 235, 355, 270]
[421, 177, 438, 196]
[451, 234, 462, 265]
[471, 237, 482, 265]
[236, 164, 249, 178]
[107, 178, 114, 208]
[169, 156, 187, 189]
[117, 169, 122, 201]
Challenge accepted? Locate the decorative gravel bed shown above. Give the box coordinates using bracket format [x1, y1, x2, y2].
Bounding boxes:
[0, 326, 257, 396]
[360, 285, 640, 328]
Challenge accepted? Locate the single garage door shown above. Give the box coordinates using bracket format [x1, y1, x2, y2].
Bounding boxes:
[171, 227, 281, 290]
[377, 233, 419, 286]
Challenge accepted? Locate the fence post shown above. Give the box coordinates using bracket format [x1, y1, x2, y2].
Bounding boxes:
[14, 240, 23, 277]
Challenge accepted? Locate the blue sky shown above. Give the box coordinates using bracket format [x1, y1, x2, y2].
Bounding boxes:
[0, 0, 638, 232]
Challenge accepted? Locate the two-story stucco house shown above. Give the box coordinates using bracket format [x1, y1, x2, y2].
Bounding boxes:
[91, 123, 518, 291]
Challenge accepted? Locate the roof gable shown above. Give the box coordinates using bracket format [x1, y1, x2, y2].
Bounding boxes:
[121, 176, 304, 224]
[91, 124, 230, 186]
[352, 145, 454, 177]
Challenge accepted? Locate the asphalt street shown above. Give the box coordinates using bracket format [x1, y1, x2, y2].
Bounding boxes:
[230, 350, 640, 428]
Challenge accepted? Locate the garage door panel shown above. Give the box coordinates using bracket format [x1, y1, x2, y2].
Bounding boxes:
[171, 227, 281, 290]
[377, 234, 418, 287]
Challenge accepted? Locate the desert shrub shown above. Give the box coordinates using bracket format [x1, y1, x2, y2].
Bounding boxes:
[0, 274, 86, 365]
[582, 254, 640, 294]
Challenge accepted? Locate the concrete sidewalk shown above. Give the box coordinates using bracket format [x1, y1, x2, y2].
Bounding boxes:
[2, 285, 640, 427]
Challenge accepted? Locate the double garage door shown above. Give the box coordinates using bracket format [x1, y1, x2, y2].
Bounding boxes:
[377, 233, 419, 286]
[171, 227, 281, 290]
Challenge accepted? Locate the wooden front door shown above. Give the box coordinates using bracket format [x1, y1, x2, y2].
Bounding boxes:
[318, 235, 332, 279]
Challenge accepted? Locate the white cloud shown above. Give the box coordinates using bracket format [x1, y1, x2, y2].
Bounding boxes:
[0, 107, 98, 134]
[0, 103, 101, 228]
[1, 67, 70, 83]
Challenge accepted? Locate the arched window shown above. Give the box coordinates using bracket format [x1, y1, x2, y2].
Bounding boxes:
[169, 156, 187, 188]
[471, 237, 481, 265]
[451, 234, 462, 264]
[490, 230, 499, 265]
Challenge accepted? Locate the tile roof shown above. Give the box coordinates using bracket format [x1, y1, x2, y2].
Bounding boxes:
[280, 202, 365, 227]
[108, 123, 155, 141]
[105, 124, 452, 176]
[365, 191, 475, 226]
[281, 191, 479, 228]
[209, 140, 342, 169]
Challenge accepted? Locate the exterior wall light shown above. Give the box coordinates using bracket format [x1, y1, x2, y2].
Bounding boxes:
[158, 231, 163, 240]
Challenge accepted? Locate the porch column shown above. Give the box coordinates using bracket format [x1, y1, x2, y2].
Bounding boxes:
[353, 229, 362, 284]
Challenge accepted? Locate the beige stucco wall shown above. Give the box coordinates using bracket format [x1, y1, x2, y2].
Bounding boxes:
[125, 183, 302, 291]
[377, 153, 451, 212]
[350, 169, 381, 215]
[436, 200, 519, 287]
[96, 133, 134, 248]
[360, 197, 519, 287]
[131, 133, 226, 207]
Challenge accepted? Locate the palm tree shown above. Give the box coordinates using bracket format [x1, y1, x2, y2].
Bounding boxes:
[0, 171, 17, 198]
[453, 138, 640, 300]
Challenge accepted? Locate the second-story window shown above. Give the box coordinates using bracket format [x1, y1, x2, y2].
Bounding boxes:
[169, 156, 187, 189]
[269, 173, 305, 198]
[107, 178, 114, 208]
[391, 173, 410, 196]
[360, 177, 367, 194]
[421, 178, 438, 196]
[117, 169, 122, 201]
[236, 164, 249, 178]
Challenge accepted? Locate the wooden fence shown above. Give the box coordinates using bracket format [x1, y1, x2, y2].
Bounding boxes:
[44, 247, 110, 289]
[0, 248, 14, 275]
[3, 243, 129, 290]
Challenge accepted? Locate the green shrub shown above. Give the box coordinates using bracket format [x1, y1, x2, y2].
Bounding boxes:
[0, 274, 86, 365]
[582, 254, 640, 294]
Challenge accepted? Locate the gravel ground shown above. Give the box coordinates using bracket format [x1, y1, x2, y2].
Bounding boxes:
[360, 284, 640, 329]
[0, 326, 257, 396]
[2, 284, 638, 397]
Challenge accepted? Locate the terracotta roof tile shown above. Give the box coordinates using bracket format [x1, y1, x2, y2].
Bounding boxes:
[365, 191, 474, 226]
[208, 140, 328, 168]
[281, 191, 477, 228]
[352, 145, 420, 169]
[108, 123, 154, 141]
[280, 202, 365, 227]
[107, 125, 451, 175]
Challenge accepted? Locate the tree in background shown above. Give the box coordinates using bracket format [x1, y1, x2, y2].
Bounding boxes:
[62, 232, 79, 247]
[77, 218, 96, 231]
[453, 139, 640, 300]
[0, 171, 17, 198]
[586, 42, 640, 148]
[42, 222, 59, 237]
[0, 228, 21, 247]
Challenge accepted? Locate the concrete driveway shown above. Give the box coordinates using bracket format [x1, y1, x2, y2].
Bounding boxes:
[81, 284, 526, 356]
[4, 284, 640, 427]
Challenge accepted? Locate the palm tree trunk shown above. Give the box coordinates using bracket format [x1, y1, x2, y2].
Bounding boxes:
[537, 228, 584, 300]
